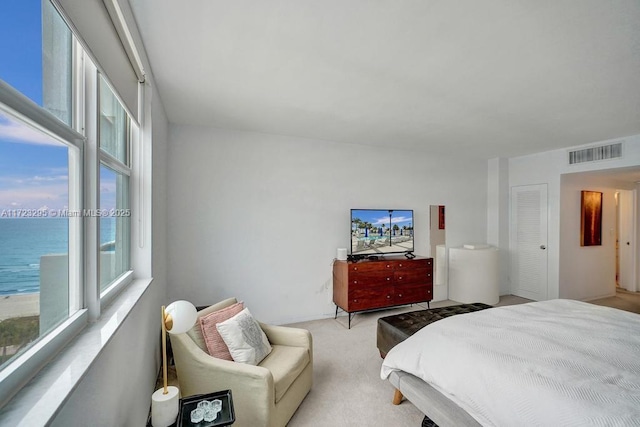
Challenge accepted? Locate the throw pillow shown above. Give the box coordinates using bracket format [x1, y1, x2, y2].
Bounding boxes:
[216, 308, 272, 365]
[199, 301, 244, 360]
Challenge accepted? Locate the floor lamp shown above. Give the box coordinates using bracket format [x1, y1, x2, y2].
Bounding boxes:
[151, 300, 197, 427]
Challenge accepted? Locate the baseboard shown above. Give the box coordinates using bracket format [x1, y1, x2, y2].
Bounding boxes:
[582, 292, 617, 302]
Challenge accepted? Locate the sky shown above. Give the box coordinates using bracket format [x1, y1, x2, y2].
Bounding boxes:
[0, 0, 116, 212]
[351, 209, 413, 228]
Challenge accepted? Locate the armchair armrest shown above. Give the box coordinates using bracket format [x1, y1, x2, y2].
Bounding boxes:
[259, 323, 312, 350]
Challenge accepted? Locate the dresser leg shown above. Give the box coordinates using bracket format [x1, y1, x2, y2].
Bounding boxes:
[334, 304, 338, 319]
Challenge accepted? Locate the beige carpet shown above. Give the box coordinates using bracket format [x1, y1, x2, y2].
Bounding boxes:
[588, 289, 640, 314]
[285, 291, 640, 426]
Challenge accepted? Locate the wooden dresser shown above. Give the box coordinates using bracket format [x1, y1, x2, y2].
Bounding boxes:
[333, 256, 433, 328]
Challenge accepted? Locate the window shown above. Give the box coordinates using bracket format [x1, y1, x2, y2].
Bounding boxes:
[0, 0, 73, 125]
[98, 76, 132, 293]
[0, 0, 141, 406]
[0, 110, 77, 371]
[99, 165, 130, 290]
[0, 0, 79, 376]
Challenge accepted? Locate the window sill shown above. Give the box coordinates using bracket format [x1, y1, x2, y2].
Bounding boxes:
[0, 278, 153, 425]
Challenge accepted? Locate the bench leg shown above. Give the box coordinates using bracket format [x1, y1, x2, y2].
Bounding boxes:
[392, 388, 403, 405]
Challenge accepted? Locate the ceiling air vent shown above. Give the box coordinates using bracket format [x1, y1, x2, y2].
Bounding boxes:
[568, 142, 623, 165]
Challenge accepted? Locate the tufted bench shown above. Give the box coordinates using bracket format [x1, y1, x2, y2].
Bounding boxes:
[377, 303, 492, 358]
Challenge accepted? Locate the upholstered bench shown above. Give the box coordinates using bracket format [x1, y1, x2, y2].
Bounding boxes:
[377, 303, 492, 357]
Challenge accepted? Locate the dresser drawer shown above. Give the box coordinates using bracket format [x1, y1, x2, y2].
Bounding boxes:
[349, 262, 391, 273]
[348, 289, 394, 311]
[350, 270, 393, 288]
[394, 283, 432, 305]
[394, 258, 432, 269]
[394, 268, 432, 285]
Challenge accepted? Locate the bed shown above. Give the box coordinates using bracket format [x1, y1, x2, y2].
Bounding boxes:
[380, 299, 640, 426]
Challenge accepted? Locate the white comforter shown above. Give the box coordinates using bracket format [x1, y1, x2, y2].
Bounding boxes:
[381, 299, 640, 426]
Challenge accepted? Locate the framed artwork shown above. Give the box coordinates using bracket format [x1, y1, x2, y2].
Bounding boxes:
[580, 191, 602, 246]
[438, 205, 445, 230]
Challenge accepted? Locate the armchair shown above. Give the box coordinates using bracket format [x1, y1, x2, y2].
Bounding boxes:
[169, 298, 313, 427]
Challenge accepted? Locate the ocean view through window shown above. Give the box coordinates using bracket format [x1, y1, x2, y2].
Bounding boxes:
[0, 110, 72, 369]
[0, 0, 79, 379]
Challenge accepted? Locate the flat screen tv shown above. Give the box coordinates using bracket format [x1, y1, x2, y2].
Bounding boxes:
[351, 209, 414, 257]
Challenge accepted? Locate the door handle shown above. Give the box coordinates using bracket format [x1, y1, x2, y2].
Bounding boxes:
[540, 245, 546, 250]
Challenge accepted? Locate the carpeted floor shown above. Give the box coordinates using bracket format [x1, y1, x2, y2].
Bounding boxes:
[588, 288, 640, 314]
[285, 291, 640, 426]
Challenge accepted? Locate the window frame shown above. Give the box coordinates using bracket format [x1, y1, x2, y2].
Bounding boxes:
[0, 80, 86, 407]
[96, 72, 135, 306]
[0, 0, 143, 406]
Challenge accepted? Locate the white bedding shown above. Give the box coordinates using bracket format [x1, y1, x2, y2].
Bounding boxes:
[381, 299, 640, 426]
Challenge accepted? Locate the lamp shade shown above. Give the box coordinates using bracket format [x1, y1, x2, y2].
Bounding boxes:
[165, 300, 197, 334]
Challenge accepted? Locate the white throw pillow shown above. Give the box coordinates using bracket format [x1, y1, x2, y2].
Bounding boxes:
[215, 308, 272, 365]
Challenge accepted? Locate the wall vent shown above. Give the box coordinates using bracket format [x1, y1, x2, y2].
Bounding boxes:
[568, 142, 623, 165]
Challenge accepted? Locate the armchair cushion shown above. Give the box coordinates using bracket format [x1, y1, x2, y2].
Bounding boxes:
[199, 301, 245, 360]
[216, 308, 272, 365]
[186, 297, 238, 352]
[259, 344, 309, 403]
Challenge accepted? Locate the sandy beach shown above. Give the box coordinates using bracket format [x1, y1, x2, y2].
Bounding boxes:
[0, 293, 40, 321]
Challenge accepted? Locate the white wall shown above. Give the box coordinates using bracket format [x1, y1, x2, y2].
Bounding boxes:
[507, 134, 640, 301]
[167, 126, 488, 324]
[487, 157, 510, 295]
[559, 174, 620, 300]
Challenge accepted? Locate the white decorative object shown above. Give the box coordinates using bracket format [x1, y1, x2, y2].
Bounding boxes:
[336, 248, 347, 260]
[151, 386, 180, 427]
[165, 300, 198, 334]
[463, 243, 490, 250]
[216, 308, 272, 365]
[448, 245, 499, 305]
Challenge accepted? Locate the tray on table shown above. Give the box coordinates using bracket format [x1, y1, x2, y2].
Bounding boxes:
[177, 389, 235, 427]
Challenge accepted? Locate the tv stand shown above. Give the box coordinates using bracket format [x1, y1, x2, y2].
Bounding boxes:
[333, 256, 433, 328]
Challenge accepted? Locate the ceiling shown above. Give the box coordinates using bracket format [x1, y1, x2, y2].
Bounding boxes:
[128, 0, 640, 160]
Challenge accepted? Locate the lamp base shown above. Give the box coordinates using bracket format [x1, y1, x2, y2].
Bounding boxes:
[151, 386, 180, 427]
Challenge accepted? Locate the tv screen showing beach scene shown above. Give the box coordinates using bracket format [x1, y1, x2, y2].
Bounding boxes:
[351, 209, 414, 255]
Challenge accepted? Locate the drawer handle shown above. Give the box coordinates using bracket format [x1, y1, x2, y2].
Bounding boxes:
[354, 299, 358, 302]
[427, 273, 431, 277]
[427, 290, 431, 294]
[353, 280, 358, 284]
[386, 277, 390, 281]
[386, 295, 391, 299]
[386, 264, 391, 268]
[399, 263, 403, 267]
[354, 267, 358, 271]
[398, 294, 403, 297]
[398, 276, 403, 280]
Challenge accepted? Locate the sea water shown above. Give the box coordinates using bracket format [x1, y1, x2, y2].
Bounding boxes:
[0, 218, 114, 295]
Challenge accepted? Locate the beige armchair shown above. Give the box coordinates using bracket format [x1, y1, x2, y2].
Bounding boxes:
[169, 298, 313, 427]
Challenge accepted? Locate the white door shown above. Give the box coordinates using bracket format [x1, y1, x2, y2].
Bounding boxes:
[510, 184, 548, 300]
[618, 189, 637, 292]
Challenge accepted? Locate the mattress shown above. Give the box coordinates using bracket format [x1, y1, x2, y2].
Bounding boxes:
[381, 299, 640, 426]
